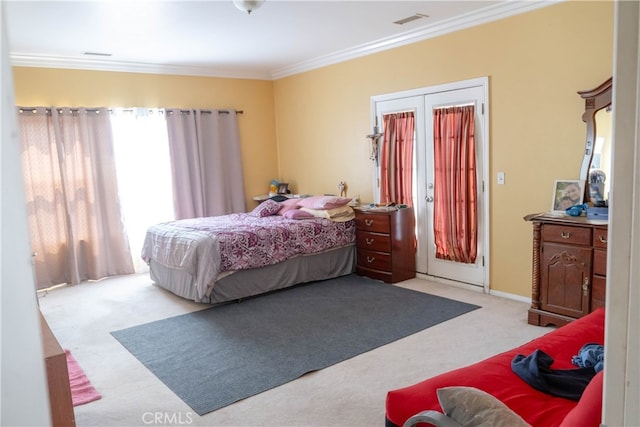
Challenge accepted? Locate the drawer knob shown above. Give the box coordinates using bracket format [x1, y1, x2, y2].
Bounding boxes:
[366, 256, 376, 264]
[365, 219, 374, 227]
[599, 235, 608, 244]
[365, 238, 374, 245]
[560, 231, 572, 239]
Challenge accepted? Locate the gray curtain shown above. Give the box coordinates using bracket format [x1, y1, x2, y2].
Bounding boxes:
[165, 109, 246, 218]
[17, 107, 134, 289]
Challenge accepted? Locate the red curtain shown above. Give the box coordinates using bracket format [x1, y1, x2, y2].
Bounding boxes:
[433, 105, 477, 264]
[380, 112, 414, 206]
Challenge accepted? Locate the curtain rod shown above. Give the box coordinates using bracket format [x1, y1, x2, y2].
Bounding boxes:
[432, 102, 474, 110]
[17, 107, 244, 115]
[18, 107, 108, 114]
[170, 109, 244, 115]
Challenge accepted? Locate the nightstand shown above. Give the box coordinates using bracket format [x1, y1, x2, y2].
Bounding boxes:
[354, 207, 416, 283]
[252, 194, 271, 204]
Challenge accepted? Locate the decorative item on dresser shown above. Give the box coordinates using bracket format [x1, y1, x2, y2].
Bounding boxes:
[354, 207, 416, 283]
[524, 213, 607, 327]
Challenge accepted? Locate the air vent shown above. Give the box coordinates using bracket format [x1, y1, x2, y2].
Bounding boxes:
[83, 52, 112, 57]
[393, 13, 429, 25]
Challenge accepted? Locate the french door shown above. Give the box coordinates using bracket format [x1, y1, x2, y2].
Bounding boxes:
[373, 78, 488, 289]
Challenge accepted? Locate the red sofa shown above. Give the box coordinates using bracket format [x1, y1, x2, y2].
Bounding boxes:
[386, 308, 605, 427]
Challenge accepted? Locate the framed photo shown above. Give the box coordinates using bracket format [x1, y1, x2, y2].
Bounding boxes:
[277, 183, 289, 194]
[552, 180, 584, 211]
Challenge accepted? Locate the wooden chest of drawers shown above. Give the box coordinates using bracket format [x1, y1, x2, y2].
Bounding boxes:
[592, 226, 608, 310]
[40, 312, 76, 427]
[525, 213, 608, 326]
[354, 207, 416, 283]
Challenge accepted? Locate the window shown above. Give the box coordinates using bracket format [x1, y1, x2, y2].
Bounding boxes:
[111, 109, 175, 271]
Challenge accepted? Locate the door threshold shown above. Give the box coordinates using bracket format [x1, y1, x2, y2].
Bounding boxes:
[416, 272, 486, 293]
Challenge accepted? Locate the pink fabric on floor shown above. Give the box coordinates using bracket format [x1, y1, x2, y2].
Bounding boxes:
[65, 350, 102, 406]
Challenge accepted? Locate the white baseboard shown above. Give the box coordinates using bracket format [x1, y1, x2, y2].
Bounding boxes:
[415, 273, 484, 292]
[415, 272, 531, 304]
[488, 288, 531, 304]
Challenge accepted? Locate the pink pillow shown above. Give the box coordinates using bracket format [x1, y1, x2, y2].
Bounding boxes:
[283, 209, 315, 220]
[249, 199, 281, 217]
[277, 198, 300, 215]
[559, 370, 603, 427]
[296, 195, 351, 210]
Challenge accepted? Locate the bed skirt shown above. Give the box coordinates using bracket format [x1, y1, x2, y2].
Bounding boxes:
[149, 245, 356, 304]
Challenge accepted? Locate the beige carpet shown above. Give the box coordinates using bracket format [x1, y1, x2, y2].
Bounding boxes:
[38, 273, 550, 427]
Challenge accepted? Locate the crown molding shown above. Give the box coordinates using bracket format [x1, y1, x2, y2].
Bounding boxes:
[9, 53, 273, 80]
[271, 0, 562, 79]
[10, 0, 562, 81]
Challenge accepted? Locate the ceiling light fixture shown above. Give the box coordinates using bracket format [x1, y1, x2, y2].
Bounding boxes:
[233, 0, 264, 15]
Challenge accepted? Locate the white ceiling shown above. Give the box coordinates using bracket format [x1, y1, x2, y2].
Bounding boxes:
[5, 0, 555, 80]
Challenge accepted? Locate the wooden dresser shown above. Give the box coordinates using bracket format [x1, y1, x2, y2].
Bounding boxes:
[354, 207, 416, 283]
[40, 312, 76, 427]
[525, 213, 608, 326]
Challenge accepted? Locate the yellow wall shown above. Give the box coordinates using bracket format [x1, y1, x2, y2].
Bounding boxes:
[11, 1, 614, 298]
[274, 1, 614, 296]
[11, 68, 278, 209]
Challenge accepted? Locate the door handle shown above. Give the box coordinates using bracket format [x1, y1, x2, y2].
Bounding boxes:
[425, 196, 434, 202]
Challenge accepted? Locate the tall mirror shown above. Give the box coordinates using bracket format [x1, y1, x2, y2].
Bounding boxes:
[578, 77, 612, 206]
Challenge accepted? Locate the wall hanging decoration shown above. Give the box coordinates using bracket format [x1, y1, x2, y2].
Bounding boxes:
[366, 120, 383, 164]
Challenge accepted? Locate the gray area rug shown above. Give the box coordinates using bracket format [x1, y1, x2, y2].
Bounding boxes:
[111, 274, 479, 415]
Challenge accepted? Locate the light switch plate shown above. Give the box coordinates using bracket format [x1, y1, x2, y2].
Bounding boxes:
[497, 172, 505, 185]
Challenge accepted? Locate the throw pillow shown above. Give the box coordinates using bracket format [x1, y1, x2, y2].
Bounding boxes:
[277, 198, 300, 215]
[283, 209, 315, 220]
[249, 199, 281, 217]
[296, 195, 351, 210]
[436, 386, 531, 427]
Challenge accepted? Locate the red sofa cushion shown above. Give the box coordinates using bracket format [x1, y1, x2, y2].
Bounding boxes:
[559, 369, 603, 427]
[385, 308, 605, 427]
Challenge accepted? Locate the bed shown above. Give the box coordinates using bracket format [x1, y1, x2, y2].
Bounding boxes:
[141, 197, 357, 303]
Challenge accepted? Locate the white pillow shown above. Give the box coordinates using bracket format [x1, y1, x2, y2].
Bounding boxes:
[436, 386, 530, 427]
[296, 195, 351, 209]
[299, 205, 354, 221]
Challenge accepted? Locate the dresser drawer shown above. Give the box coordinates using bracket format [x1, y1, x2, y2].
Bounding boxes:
[593, 228, 608, 249]
[593, 249, 607, 276]
[357, 249, 391, 272]
[356, 232, 391, 253]
[542, 224, 592, 246]
[355, 213, 390, 233]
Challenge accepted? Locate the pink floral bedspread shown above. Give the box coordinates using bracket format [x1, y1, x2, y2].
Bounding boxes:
[142, 213, 355, 299]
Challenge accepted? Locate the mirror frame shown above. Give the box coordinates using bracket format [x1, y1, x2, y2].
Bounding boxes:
[578, 77, 613, 202]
